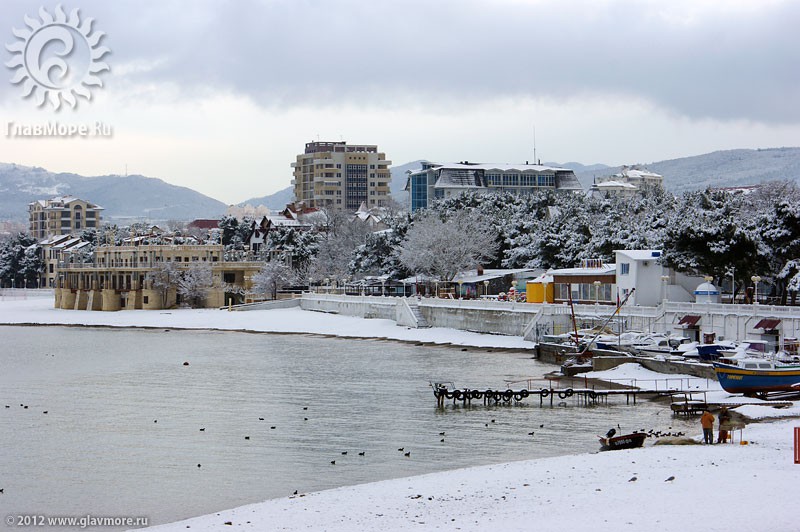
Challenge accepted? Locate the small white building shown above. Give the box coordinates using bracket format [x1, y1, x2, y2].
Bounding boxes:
[614, 250, 704, 306]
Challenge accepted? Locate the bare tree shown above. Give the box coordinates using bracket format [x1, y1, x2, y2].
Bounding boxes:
[146, 260, 180, 308]
[397, 210, 499, 281]
[251, 261, 296, 300]
[176, 262, 213, 308]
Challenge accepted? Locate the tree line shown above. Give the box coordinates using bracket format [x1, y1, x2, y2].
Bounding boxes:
[2, 181, 799, 304]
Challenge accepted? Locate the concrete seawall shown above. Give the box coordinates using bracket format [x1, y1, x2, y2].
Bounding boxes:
[300, 293, 539, 336]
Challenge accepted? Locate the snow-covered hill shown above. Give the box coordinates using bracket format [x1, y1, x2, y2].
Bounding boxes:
[0, 163, 227, 223]
[572, 147, 800, 191]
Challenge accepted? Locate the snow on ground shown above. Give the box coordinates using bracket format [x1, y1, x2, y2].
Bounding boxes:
[3, 295, 799, 532]
[0, 296, 534, 350]
[143, 418, 799, 532]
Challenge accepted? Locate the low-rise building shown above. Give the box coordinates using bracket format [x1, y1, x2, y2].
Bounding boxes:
[406, 161, 582, 211]
[55, 244, 263, 311]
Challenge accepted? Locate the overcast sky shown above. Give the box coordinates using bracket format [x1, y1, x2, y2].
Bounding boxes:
[2, 0, 798, 204]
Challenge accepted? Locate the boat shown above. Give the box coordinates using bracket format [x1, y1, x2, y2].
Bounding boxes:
[598, 430, 647, 451]
[712, 359, 800, 395]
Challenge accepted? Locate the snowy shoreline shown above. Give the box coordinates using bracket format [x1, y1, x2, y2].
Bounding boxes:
[2, 297, 799, 531]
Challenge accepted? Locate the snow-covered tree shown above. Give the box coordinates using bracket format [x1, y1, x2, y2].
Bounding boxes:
[397, 209, 499, 281]
[251, 261, 296, 300]
[307, 210, 372, 281]
[349, 214, 412, 279]
[266, 226, 320, 273]
[0, 233, 42, 288]
[661, 189, 768, 289]
[176, 262, 213, 308]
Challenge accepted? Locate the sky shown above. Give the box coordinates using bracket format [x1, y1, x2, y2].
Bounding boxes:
[1, 0, 799, 205]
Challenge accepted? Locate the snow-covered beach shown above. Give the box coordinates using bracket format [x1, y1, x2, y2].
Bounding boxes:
[2, 294, 799, 532]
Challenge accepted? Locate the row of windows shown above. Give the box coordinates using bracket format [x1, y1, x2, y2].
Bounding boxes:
[485, 173, 555, 187]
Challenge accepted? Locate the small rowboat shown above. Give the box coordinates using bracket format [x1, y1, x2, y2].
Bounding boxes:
[598, 432, 647, 451]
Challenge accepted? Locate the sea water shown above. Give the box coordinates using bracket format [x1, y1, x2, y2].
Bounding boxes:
[0, 326, 696, 529]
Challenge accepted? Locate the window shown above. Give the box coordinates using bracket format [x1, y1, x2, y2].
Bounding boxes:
[620, 263, 630, 275]
[143, 296, 149, 304]
[223, 273, 235, 283]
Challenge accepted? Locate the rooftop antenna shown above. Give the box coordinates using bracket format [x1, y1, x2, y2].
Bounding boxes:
[533, 124, 537, 165]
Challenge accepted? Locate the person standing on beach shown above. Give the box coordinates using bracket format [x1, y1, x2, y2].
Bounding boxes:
[717, 407, 731, 444]
[700, 410, 715, 444]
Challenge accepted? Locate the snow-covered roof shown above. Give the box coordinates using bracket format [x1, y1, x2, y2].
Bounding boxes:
[621, 168, 662, 179]
[614, 250, 662, 261]
[424, 162, 572, 173]
[549, 264, 616, 276]
[452, 268, 535, 284]
[527, 273, 554, 284]
[594, 180, 638, 190]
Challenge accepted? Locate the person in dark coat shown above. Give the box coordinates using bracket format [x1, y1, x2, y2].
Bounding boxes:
[717, 407, 731, 443]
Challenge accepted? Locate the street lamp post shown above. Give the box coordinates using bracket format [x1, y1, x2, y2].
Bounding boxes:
[593, 280, 601, 306]
[458, 280, 464, 300]
[751, 275, 761, 305]
[661, 275, 670, 303]
[483, 280, 489, 299]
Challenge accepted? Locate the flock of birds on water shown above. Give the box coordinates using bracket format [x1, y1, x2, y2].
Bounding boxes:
[3, 358, 693, 499]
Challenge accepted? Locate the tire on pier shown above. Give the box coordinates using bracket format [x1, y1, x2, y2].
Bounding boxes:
[471, 390, 483, 400]
[520, 389, 530, 398]
[540, 389, 550, 398]
[588, 390, 597, 400]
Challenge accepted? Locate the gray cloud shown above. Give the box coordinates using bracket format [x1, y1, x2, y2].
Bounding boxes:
[3, 0, 798, 123]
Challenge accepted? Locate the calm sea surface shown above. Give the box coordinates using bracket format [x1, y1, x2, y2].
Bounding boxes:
[0, 326, 696, 529]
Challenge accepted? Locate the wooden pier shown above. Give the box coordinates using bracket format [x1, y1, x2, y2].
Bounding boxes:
[431, 383, 668, 408]
[432, 383, 795, 411]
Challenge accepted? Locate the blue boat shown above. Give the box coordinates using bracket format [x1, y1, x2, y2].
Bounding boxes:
[712, 359, 800, 395]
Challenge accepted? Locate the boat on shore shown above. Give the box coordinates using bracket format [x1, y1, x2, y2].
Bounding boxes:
[598, 431, 647, 451]
[712, 359, 800, 395]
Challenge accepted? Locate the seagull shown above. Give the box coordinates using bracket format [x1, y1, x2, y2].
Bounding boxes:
[330, 460, 336, 465]
[43, 411, 48, 414]
[440, 438, 445, 443]
[528, 432, 535, 436]
[341, 451, 347, 455]
[628, 477, 637, 482]
[358, 452, 365, 456]
[199, 428, 205, 432]
[398, 447, 404, 452]
[540, 424, 544, 428]
[439, 432, 445, 436]
[197, 464, 201, 468]
[303, 407, 308, 410]
[245, 436, 250, 440]
[404, 451, 411, 457]
[154, 420, 157, 423]
[271, 426, 276, 430]
[293, 490, 298, 495]
[665, 476, 675, 482]
[259, 417, 264, 421]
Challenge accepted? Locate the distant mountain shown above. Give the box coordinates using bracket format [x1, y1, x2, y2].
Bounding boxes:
[239, 186, 295, 211]
[571, 147, 800, 191]
[544, 161, 611, 174]
[389, 160, 425, 207]
[0, 163, 227, 223]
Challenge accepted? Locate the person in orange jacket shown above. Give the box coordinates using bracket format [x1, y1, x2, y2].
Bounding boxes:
[700, 410, 715, 444]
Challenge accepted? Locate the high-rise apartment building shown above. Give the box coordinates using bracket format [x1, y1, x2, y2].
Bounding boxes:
[29, 196, 104, 239]
[291, 141, 392, 211]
